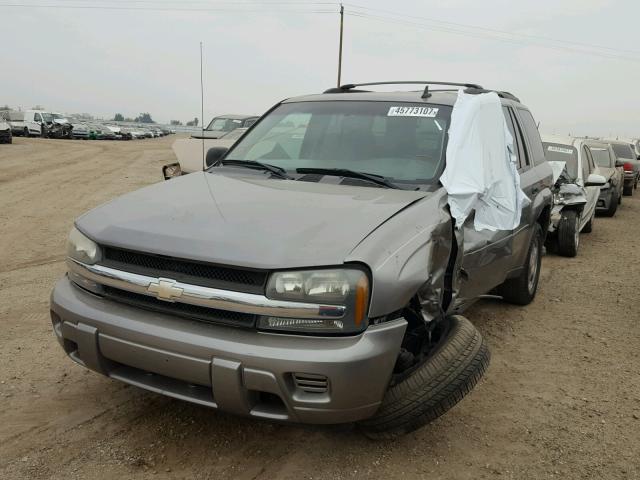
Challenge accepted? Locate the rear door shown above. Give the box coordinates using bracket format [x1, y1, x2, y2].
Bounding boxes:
[579, 144, 598, 224]
[508, 106, 544, 268]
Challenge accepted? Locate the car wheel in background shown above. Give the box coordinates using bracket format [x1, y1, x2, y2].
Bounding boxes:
[23, 127, 29, 137]
[358, 315, 490, 440]
[623, 184, 633, 196]
[557, 210, 579, 257]
[498, 223, 543, 305]
[604, 191, 619, 217]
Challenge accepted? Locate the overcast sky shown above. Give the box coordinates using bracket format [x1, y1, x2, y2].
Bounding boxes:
[2, 0, 639, 137]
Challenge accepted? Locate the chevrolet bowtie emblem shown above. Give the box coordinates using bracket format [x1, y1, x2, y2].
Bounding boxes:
[147, 278, 184, 302]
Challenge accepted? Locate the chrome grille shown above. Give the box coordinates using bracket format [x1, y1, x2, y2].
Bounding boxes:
[103, 286, 256, 328]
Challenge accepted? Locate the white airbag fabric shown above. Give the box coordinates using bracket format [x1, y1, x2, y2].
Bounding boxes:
[440, 90, 529, 231]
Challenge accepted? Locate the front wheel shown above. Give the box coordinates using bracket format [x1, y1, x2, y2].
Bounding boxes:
[557, 210, 580, 257]
[497, 223, 543, 305]
[358, 316, 490, 440]
[623, 183, 633, 196]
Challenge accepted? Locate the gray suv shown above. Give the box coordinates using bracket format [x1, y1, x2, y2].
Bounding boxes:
[51, 81, 553, 438]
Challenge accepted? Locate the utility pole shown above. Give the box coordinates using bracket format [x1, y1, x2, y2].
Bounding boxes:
[200, 41, 205, 170]
[337, 4, 344, 87]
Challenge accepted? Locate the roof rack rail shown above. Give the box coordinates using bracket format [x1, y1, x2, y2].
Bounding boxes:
[323, 81, 483, 98]
[323, 81, 521, 103]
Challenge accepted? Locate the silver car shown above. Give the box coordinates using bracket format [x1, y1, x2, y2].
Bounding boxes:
[51, 82, 553, 438]
[541, 135, 607, 256]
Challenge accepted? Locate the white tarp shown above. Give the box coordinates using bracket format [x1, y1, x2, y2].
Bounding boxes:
[440, 90, 529, 231]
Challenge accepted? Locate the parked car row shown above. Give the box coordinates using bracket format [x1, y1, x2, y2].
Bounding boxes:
[0, 109, 174, 141]
[50, 81, 638, 439]
[540, 134, 639, 257]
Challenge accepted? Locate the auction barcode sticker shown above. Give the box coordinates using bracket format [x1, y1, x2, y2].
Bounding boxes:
[547, 146, 574, 155]
[387, 106, 439, 117]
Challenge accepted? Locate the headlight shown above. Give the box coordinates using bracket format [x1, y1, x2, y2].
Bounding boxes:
[259, 268, 369, 334]
[553, 192, 565, 205]
[67, 226, 100, 265]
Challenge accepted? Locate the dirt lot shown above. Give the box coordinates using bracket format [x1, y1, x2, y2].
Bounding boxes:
[1, 136, 639, 480]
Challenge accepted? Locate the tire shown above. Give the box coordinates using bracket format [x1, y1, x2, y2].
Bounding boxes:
[582, 211, 593, 233]
[557, 210, 580, 257]
[7, 135, 12, 144]
[358, 316, 490, 440]
[623, 184, 633, 196]
[23, 127, 29, 137]
[604, 191, 618, 217]
[498, 223, 543, 305]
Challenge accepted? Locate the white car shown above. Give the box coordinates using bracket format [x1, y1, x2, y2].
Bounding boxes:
[541, 134, 606, 256]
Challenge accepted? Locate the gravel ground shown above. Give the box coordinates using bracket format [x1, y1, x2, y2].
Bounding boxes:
[1, 136, 639, 480]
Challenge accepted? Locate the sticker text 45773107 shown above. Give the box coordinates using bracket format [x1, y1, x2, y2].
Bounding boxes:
[387, 106, 439, 118]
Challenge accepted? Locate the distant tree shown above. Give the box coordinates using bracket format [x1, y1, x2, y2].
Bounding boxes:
[134, 112, 154, 123]
[170, 119, 182, 126]
[32, 105, 45, 110]
[186, 117, 199, 127]
[0, 104, 9, 111]
[124, 117, 134, 122]
[113, 113, 124, 121]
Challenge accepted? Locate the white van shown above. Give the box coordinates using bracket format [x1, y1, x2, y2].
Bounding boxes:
[5, 110, 42, 137]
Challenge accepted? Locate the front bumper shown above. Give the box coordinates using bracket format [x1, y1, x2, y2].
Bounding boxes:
[623, 172, 637, 187]
[596, 188, 615, 211]
[50, 276, 406, 424]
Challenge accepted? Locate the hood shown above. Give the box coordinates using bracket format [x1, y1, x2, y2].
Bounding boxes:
[77, 172, 429, 270]
[192, 130, 227, 139]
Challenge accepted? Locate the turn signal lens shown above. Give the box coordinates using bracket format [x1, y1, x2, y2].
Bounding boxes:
[354, 275, 369, 327]
[623, 162, 633, 172]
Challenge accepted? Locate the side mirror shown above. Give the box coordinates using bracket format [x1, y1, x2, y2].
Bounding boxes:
[205, 146, 229, 168]
[162, 162, 182, 180]
[585, 173, 606, 187]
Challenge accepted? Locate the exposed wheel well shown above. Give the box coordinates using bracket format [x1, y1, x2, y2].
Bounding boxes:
[537, 206, 551, 243]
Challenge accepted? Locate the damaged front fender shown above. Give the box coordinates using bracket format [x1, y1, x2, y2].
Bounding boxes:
[346, 190, 461, 321]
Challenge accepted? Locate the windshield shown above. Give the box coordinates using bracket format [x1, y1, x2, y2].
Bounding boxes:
[224, 101, 451, 184]
[589, 147, 612, 167]
[611, 143, 635, 159]
[206, 117, 243, 132]
[543, 143, 578, 178]
[222, 128, 247, 140]
[41, 113, 54, 122]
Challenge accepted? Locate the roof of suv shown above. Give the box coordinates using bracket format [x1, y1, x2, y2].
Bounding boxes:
[283, 89, 524, 108]
[541, 134, 578, 147]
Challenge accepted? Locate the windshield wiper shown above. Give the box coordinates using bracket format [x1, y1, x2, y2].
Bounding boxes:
[295, 168, 402, 189]
[219, 159, 292, 179]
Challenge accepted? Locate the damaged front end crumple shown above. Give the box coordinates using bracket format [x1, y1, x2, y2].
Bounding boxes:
[347, 189, 463, 370]
[549, 172, 587, 233]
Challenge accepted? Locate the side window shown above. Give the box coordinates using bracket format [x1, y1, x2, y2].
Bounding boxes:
[34, 113, 42, 122]
[502, 106, 527, 170]
[517, 109, 546, 166]
[581, 146, 591, 180]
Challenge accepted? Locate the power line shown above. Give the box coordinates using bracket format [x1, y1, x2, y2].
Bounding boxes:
[344, 2, 640, 58]
[345, 10, 640, 62]
[0, 1, 337, 13]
